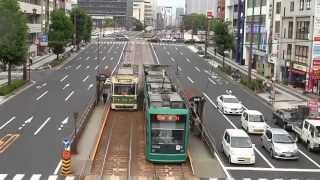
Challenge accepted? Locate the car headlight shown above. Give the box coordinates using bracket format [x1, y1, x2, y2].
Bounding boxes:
[274, 146, 282, 154]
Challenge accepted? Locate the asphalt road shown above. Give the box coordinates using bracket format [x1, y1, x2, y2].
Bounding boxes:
[150, 42, 320, 179]
[0, 39, 127, 176]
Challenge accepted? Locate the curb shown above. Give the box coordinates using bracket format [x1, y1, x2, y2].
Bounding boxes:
[0, 80, 36, 106]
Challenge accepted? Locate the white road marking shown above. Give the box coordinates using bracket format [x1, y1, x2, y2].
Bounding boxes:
[62, 116, 69, 125]
[0, 174, 8, 180]
[111, 42, 127, 75]
[95, 65, 99, 70]
[180, 51, 183, 55]
[104, 65, 108, 69]
[34, 117, 51, 136]
[151, 43, 160, 64]
[48, 175, 58, 180]
[102, 56, 106, 61]
[53, 160, 62, 175]
[225, 166, 320, 172]
[167, 51, 170, 55]
[60, 75, 69, 82]
[18, 116, 34, 130]
[94, 57, 97, 60]
[12, 174, 24, 180]
[65, 91, 75, 102]
[175, 47, 178, 50]
[76, 64, 81, 70]
[208, 78, 216, 85]
[110, 57, 114, 61]
[298, 149, 320, 168]
[202, 93, 275, 168]
[170, 57, 175, 62]
[41, 83, 47, 87]
[186, 57, 191, 63]
[88, 84, 94, 90]
[86, 57, 90, 60]
[36, 90, 48, 101]
[194, 67, 201, 72]
[82, 75, 89, 82]
[215, 152, 232, 179]
[86, 65, 90, 69]
[65, 176, 75, 180]
[178, 66, 182, 71]
[0, 116, 16, 130]
[30, 174, 41, 180]
[62, 83, 70, 90]
[187, 76, 194, 83]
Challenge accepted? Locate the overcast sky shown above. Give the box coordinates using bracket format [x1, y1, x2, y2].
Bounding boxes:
[157, 0, 185, 8]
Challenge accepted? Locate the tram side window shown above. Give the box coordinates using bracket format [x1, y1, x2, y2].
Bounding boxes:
[151, 129, 184, 145]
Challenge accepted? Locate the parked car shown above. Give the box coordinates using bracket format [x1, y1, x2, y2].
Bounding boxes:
[241, 110, 267, 134]
[261, 128, 299, 159]
[216, 94, 244, 115]
[222, 129, 255, 164]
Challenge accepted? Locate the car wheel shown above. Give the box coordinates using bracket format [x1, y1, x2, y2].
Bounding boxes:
[270, 149, 274, 159]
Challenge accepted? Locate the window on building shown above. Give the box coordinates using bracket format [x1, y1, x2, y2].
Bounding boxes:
[290, 1, 294, 11]
[288, 21, 293, 39]
[300, 0, 304, 10]
[287, 44, 292, 59]
[295, 45, 309, 64]
[275, 21, 280, 33]
[306, 0, 311, 10]
[276, 2, 281, 14]
[296, 21, 310, 40]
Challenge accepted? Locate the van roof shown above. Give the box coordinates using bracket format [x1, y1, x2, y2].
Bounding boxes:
[226, 129, 249, 137]
[305, 119, 320, 126]
[245, 110, 262, 115]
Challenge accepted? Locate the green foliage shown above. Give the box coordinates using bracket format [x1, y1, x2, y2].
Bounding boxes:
[49, 57, 66, 67]
[128, 17, 143, 31]
[70, 7, 92, 44]
[210, 20, 234, 54]
[240, 77, 264, 92]
[84, 15, 92, 42]
[0, 0, 28, 85]
[104, 18, 113, 27]
[0, 79, 26, 96]
[183, 14, 207, 34]
[48, 9, 73, 60]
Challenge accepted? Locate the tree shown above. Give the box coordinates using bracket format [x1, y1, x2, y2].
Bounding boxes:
[70, 7, 92, 48]
[0, 0, 28, 85]
[127, 17, 143, 31]
[48, 9, 73, 61]
[183, 14, 207, 35]
[211, 20, 234, 68]
[104, 18, 113, 27]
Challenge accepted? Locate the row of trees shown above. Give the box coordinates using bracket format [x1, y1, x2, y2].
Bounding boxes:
[0, 0, 92, 85]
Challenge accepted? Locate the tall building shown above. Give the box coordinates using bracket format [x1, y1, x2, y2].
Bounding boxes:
[133, 0, 145, 23]
[185, 0, 218, 16]
[217, 0, 225, 19]
[175, 8, 184, 26]
[19, 0, 44, 57]
[144, 0, 154, 26]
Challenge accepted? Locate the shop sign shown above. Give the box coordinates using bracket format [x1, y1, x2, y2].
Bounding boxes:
[308, 100, 318, 113]
[312, 69, 320, 80]
[313, 60, 320, 67]
[293, 63, 307, 72]
[313, 44, 320, 58]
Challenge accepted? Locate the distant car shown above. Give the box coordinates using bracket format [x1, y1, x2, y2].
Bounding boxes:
[222, 129, 255, 164]
[115, 35, 129, 41]
[149, 37, 160, 42]
[273, 109, 300, 130]
[261, 128, 299, 159]
[241, 110, 267, 134]
[216, 94, 244, 115]
[197, 50, 205, 55]
[184, 39, 195, 44]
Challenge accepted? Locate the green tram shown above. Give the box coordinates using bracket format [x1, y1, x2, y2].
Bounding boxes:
[143, 65, 189, 163]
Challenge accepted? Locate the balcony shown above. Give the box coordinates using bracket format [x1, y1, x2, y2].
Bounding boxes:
[19, 1, 41, 14]
[27, 23, 42, 33]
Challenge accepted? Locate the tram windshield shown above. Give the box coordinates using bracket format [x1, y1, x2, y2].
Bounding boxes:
[151, 123, 184, 145]
[113, 84, 136, 95]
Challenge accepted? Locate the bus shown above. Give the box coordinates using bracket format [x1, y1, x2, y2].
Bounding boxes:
[111, 64, 138, 110]
[143, 65, 189, 163]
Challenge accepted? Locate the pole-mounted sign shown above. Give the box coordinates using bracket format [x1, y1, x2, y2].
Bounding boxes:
[207, 11, 213, 18]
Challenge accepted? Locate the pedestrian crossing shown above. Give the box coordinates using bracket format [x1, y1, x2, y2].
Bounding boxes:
[91, 40, 186, 47]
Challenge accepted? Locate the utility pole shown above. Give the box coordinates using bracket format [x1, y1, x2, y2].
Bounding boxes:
[248, 0, 256, 83]
[45, 0, 49, 33]
[205, 11, 212, 58]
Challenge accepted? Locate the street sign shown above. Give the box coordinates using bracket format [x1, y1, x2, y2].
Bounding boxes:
[308, 100, 318, 113]
[63, 139, 70, 149]
[207, 11, 213, 18]
[40, 34, 48, 46]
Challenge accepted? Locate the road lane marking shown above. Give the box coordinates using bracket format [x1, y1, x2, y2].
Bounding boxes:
[110, 57, 114, 61]
[76, 64, 81, 70]
[298, 149, 320, 168]
[60, 75, 69, 82]
[208, 78, 216, 85]
[0, 174, 8, 180]
[202, 93, 275, 169]
[66, 176, 75, 180]
[65, 91, 75, 102]
[94, 57, 97, 60]
[30, 174, 41, 180]
[225, 166, 320, 172]
[186, 57, 191, 63]
[58, 116, 69, 131]
[82, 75, 89, 82]
[18, 116, 34, 130]
[86, 57, 90, 60]
[95, 65, 99, 70]
[0, 117, 16, 130]
[150, 43, 160, 64]
[88, 84, 94, 90]
[194, 66, 201, 72]
[12, 174, 24, 180]
[215, 152, 232, 179]
[62, 83, 70, 90]
[86, 65, 90, 69]
[170, 57, 175, 62]
[36, 90, 48, 101]
[34, 117, 51, 135]
[111, 42, 127, 75]
[102, 56, 106, 61]
[187, 76, 194, 83]
[53, 160, 62, 175]
[180, 51, 183, 55]
[167, 51, 170, 55]
[48, 175, 58, 180]
[178, 66, 182, 71]
[41, 83, 47, 87]
[104, 65, 108, 69]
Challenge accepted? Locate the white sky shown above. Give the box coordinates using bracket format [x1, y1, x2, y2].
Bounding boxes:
[157, 0, 185, 8]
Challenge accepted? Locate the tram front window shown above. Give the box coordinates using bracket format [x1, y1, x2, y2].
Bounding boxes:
[152, 129, 184, 145]
[114, 84, 135, 95]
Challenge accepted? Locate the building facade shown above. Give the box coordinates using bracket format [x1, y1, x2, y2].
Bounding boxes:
[144, 0, 153, 26]
[218, 0, 225, 19]
[176, 8, 185, 27]
[185, 0, 218, 15]
[133, 0, 145, 23]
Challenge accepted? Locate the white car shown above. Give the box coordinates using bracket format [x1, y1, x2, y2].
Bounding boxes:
[222, 129, 255, 164]
[216, 94, 243, 115]
[241, 110, 267, 134]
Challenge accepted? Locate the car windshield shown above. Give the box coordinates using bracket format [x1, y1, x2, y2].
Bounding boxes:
[283, 112, 297, 119]
[224, 97, 239, 103]
[231, 137, 252, 148]
[273, 134, 294, 144]
[249, 114, 264, 122]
